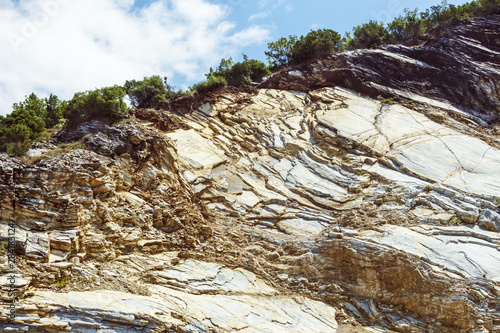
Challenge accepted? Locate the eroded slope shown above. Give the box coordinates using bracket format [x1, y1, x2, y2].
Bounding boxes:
[1, 15, 500, 333]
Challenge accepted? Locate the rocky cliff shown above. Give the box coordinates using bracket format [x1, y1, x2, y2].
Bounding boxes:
[1, 15, 500, 333]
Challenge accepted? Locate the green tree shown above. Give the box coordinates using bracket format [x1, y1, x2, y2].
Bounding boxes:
[265, 29, 341, 67]
[225, 55, 271, 87]
[124, 75, 170, 109]
[292, 29, 342, 64]
[13, 93, 47, 125]
[477, 0, 500, 14]
[44, 94, 64, 128]
[209, 57, 235, 79]
[2, 108, 46, 141]
[0, 108, 46, 155]
[190, 75, 227, 95]
[11, 93, 64, 129]
[265, 36, 298, 68]
[349, 20, 389, 49]
[64, 86, 128, 127]
[203, 55, 271, 89]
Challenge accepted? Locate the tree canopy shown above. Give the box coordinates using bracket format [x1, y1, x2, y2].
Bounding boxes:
[1, 0, 499, 156]
[266, 29, 342, 68]
[265, 0, 500, 62]
[64, 86, 128, 128]
[348, 21, 389, 49]
[192, 55, 271, 94]
[124, 75, 176, 109]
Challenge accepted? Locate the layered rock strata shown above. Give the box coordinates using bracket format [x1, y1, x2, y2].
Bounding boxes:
[1, 15, 500, 333]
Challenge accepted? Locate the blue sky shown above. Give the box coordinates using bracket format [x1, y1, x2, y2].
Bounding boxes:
[220, 0, 475, 62]
[214, 0, 471, 61]
[0, 0, 470, 115]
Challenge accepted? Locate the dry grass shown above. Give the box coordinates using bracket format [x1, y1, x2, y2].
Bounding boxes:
[43, 141, 87, 158]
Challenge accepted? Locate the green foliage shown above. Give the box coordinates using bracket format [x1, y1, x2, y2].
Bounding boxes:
[11, 93, 64, 129]
[381, 97, 394, 104]
[45, 141, 87, 157]
[191, 75, 228, 94]
[54, 277, 68, 288]
[349, 20, 389, 49]
[424, 184, 433, 192]
[0, 106, 46, 155]
[265, 36, 297, 69]
[384, 1, 500, 43]
[477, 0, 500, 13]
[450, 216, 461, 224]
[13, 93, 47, 123]
[0, 241, 8, 252]
[388, 9, 427, 42]
[263, 0, 500, 66]
[266, 29, 341, 67]
[470, 290, 482, 302]
[64, 86, 128, 127]
[293, 29, 342, 64]
[225, 56, 271, 87]
[44, 94, 65, 128]
[124, 75, 177, 109]
[6, 140, 32, 157]
[207, 57, 235, 80]
[196, 55, 271, 92]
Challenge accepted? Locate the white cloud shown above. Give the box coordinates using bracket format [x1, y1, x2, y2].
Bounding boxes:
[248, 11, 270, 21]
[257, 0, 285, 9]
[229, 25, 271, 46]
[0, 0, 271, 115]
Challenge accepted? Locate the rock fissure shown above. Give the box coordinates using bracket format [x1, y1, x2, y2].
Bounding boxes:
[3, 15, 500, 333]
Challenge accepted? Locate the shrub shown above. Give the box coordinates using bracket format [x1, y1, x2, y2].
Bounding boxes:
[348, 20, 389, 49]
[388, 9, 427, 42]
[292, 29, 342, 64]
[0, 108, 45, 154]
[12, 93, 64, 130]
[124, 75, 177, 109]
[226, 56, 271, 87]
[12, 93, 47, 125]
[265, 36, 298, 69]
[64, 86, 128, 128]
[44, 94, 65, 128]
[6, 140, 31, 157]
[191, 75, 227, 94]
[54, 277, 68, 287]
[203, 55, 271, 89]
[0, 241, 8, 252]
[44, 141, 86, 157]
[266, 29, 341, 67]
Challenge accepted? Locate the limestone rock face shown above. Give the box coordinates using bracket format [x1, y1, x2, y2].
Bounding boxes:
[260, 14, 500, 125]
[21, 257, 338, 333]
[1, 16, 500, 333]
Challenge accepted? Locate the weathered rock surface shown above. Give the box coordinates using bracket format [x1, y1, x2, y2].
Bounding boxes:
[167, 86, 500, 332]
[4, 254, 338, 332]
[1, 15, 500, 333]
[261, 15, 500, 125]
